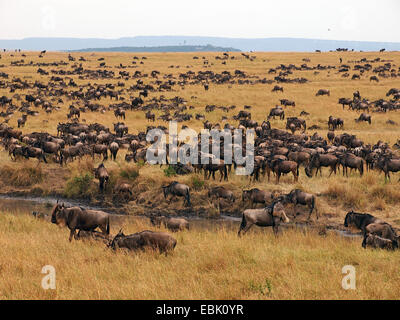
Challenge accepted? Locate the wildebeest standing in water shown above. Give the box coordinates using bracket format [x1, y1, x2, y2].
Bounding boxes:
[282, 189, 319, 220]
[150, 215, 190, 232]
[238, 200, 289, 236]
[94, 163, 109, 192]
[51, 202, 110, 242]
[109, 229, 177, 255]
[162, 181, 191, 207]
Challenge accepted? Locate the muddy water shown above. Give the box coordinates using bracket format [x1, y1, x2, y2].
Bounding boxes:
[0, 195, 361, 238]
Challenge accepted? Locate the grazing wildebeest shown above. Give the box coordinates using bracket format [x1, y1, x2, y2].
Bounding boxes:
[269, 158, 299, 184]
[283, 189, 318, 220]
[92, 144, 108, 160]
[338, 98, 352, 109]
[272, 85, 284, 92]
[94, 163, 109, 192]
[242, 188, 274, 208]
[114, 108, 125, 120]
[267, 106, 285, 120]
[109, 229, 177, 255]
[355, 113, 371, 124]
[337, 153, 364, 176]
[362, 223, 399, 249]
[344, 210, 386, 235]
[17, 114, 27, 128]
[51, 202, 110, 242]
[316, 89, 330, 96]
[305, 153, 339, 177]
[237, 200, 289, 236]
[208, 186, 235, 203]
[363, 234, 397, 250]
[370, 76, 379, 82]
[150, 215, 189, 232]
[109, 142, 119, 161]
[162, 181, 191, 206]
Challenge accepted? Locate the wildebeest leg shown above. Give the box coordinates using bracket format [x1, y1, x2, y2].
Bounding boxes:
[69, 228, 76, 242]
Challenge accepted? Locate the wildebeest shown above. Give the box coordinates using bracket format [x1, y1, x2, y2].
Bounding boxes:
[272, 85, 283, 92]
[305, 153, 339, 177]
[282, 189, 318, 220]
[51, 202, 110, 242]
[109, 142, 119, 161]
[17, 114, 27, 128]
[355, 113, 371, 124]
[363, 234, 396, 250]
[208, 186, 235, 203]
[162, 181, 191, 206]
[21, 146, 47, 163]
[375, 155, 400, 181]
[150, 215, 189, 232]
[344, 210, 386, 235]
[242, 188, 274, 208]
[337, 153, 364, 177]
[238, 200, 289, 236]
[109, 229, 177, 255]
[362, 223, 399, 249]
[94, 163, 109, 192]
[269, 158, 299, 184]
[267, 106, 285, 120]
[316, 89, 330, 96]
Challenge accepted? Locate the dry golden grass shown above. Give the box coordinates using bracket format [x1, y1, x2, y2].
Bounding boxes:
[0, 212, 400, 300]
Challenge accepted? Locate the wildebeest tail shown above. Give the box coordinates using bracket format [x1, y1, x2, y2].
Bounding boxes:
[238, 213, 247, 235]
[106, 216, 110, 235]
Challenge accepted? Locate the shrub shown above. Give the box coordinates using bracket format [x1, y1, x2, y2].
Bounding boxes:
[163, 166, 177, 177]
[190, 175, 205, 191]
[64, 172, 94, 199]
[120, 167, 140, 181]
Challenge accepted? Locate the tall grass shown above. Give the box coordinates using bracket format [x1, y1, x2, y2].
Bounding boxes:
[0, 212, 399, 300]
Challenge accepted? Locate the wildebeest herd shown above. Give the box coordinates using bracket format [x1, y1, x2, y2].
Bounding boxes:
[1, 50, 400, 254]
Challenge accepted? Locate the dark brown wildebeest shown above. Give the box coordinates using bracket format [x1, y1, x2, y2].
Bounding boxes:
[21, 146, 47, 163]
[305, 153, 339, 177]
[328, 116, 343, 131]
[355, 113, 371, 124]
[113, 183, 132, 201]
[370, 76, 379, 82]
[92, 144, 108, 161]
[280, 99, 295, 107]
[337, 153, 364, 176]
[203, 159, 228, 181]
[327, 131, 335, 143]
[17, 114, 27, 128]
[109, 142, 119, 161]
[269, 158, 299, 184]
[272, 85, 283, 92]
[94, 163, 109, 192]
[242, 188, 274, 208]
[283, 189, 318, 220]
[114, 108, 125, 120]
[162, 181, 191, 206]
[145, 110, 155, 122]
[267, 106, 285, 120]
[339, 98, 352, 109]
[60, 145, 83, 165]
[208, 186, 235, 203]
[316, 89, 330, 96]
[51, 202, 110, 242]
[362, 223, 399, 249]
[363, 234, 397, 250]
[109, 229, 177, 255]
[287, 151, 310, 167]
[376, 155, 400, 181]
[238, 200, 289, 236]
[344, 210, 386, 235]
[150, 215, 189, 232]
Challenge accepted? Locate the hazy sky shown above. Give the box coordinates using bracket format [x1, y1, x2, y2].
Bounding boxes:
[0, 0, 399, 42]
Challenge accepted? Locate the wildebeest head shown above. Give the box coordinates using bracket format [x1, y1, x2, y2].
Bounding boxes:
[344, 210, 355, 227]
[50, 201, 65, 225]
[108, 229, 125, 249]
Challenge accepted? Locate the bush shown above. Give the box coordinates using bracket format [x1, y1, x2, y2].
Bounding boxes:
[163, 166, 177, 177]
[190, 175, 205, 191]
[64, 172, 94, 199]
